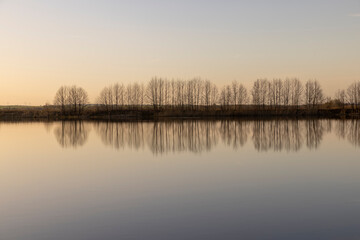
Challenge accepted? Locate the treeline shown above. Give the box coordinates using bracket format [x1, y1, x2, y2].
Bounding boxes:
[53, 78, 360, 115]
[54, 86, 89, 115]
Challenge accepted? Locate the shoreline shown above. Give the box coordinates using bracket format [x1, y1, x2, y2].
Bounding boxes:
[1, 106, 360, 121]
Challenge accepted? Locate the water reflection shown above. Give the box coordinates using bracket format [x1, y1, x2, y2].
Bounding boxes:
[54, 121, 90, 148]
[148, 121, 220, 154]
[252, 120, 303, 152]
[305, 119, 324, 150]
[220, 121, 249, 149]
[94, 122, 145, 150]
[53, 119, 360, 153]
[335, 119, 360, 147]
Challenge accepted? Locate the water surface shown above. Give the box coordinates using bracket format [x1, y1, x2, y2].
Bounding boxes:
[0, 119, 359, 240]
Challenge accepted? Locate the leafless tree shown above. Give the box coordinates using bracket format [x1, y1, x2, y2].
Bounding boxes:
[252, 79, 269, 108]
[220, 87, 227, 109]
[204, 80, 212, 108]
[232, 80, 239, 108]
[219, 85, 232, 109]
[290, 78, 303, 107]
[347, 81, 360, 110]
[305, 80, 324, 108]
[67, 86, 89, 114]
[269, 79, 283, 108]
[126, 83, 133, 107]
[282, 78, 291, 106]
[305, 80, 314, 107]
[54, 86, 69, 114]
[147, 77, 161, 109]
[113, 83, 125, 109]
[252, 79, 261, 106]
[76, 87, 89, 114]
[210, 81, 219, 106]
[238, 84, 248, 107]
[97, 86, 113, 111]
[313, 80, 324, 107]
[55, 85, 88, 115]
[139, 83, 145, 109]
[335, 89, 346, 109]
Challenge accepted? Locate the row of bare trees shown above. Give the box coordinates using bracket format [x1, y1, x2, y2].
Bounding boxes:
[251, 78, 320, 108]
[97, 83, 146, 111]
[54, 78, 360, 113]
[219, 81, 248, 109]
[97, 78, 324, 110]
[54, 85, 89, 114]
[97, 78, 221, 110]
[336, 81, 360, 109]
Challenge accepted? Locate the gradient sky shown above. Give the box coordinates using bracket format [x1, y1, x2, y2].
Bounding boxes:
[0, 0, 359, 105]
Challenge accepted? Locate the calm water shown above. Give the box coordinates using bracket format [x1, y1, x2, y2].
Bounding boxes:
[0, 119, 359, 240]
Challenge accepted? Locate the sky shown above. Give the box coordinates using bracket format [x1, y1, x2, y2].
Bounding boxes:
[0, 0, 359, 105]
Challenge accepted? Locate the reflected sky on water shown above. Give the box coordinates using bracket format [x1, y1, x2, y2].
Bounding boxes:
[0, 119, 359, 240]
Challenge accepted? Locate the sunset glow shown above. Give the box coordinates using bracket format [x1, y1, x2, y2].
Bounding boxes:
[1, 0, 359, 105]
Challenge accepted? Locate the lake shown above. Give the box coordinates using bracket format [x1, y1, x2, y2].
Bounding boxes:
[0, 119, 359, 240]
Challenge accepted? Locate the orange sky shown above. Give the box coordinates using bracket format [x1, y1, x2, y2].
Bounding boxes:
[1, 0, 359, 105]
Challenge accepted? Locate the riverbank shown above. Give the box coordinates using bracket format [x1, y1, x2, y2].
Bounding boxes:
[0, 105, 359, 121]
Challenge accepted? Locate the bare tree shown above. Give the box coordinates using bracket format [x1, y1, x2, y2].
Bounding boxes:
[305, 81, 313, 107]
[282, 78, 291, 106]
[170, 79, 176, 107]
[252, 79, 269, 108]
[195, 78, 203, 109]
[164, 80, 170, 108]
[226, 85, 232, 109]
[68, 86, 79, 113]
[112, 83, 122, 109]
[68, 86, 89, 114]
[77, 87, 89, 115]
[54, 86, 69, 114]
[204, 80, 212, 108]
[335, 89, 346, 109]
[97, 86, 113, 111]
[290, 78, 303, 107]
[313, 80, 324, 107]
[347, 81, 360, 110]
[132, 82, 141, 106]
[220, 87, 227, 109]
[252, 79, 261, 107]
[232, 80, 239, 108]
[305, 80, 324, 108]
[126, 83, 133, 107]
[139, 83, 145, 109]
[147, 77, 159, 109]
[238, 84, 248, 107]
[268, 79, 282, 108]
[176, 79, 185, 108]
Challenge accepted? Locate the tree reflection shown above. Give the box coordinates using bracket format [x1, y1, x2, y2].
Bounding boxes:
[252, 120, 304, 152]
[94, 122, 145, 150]
[43, 122, 54, 133]
[54, 121, 90, 148]
[335, 120, 348, 140]
[54, 119, 360, 153]
[335, 119, 360, 147]
[346, 119, 360, 147]
[305, 119, 324, 149]
[220, 120, 249, 149]
[148, 121, 219, 154]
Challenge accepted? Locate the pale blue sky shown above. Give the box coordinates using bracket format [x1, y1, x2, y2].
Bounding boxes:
[0, 0, 359, 104]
